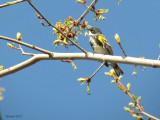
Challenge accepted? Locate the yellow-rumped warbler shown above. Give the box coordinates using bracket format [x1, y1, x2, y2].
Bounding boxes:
[88, 27, 123, 76]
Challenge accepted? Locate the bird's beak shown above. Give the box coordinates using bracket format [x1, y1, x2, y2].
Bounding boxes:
[87, 26, 92, 31]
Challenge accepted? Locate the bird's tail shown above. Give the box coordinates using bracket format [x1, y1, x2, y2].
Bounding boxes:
[111, 63, 123, 77]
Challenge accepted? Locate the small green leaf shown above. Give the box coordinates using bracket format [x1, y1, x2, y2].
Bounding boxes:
[105, 72, 111, 76]
[132, 94, 136, 101]
[7, 43, 16, 49]
[128, 102, 135, 107]
[111, 80, 116, 83]
[6, 2, 14, 5]
[124, 106, 131, 112]
[132, 114, 138, 119]
[127, 82, 131, 91]
[87, 25, 92, 29]
[77, 78, 87, 82]
[36, 13, 40, 18]
[118, 76, 123, 80]
[76, 0, 83, 3]
[117, 85, 123, 91]
[0, 66, 4, 71]
[132, 71, 137, 76]
[137, 96, 141, 103]
[137, 116, 143, 120]
[71, 61, 77, 70]
[53, 39, 62, 47]
[110, 69, 116, 77]
[87, 83, 90, 95]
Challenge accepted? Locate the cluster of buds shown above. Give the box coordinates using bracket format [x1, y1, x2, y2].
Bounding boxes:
[80, 21, 88, 30]
[7, 32, 22, 49]
[94, 9, 109, 21]
[76, 0, 108, 21]
[124, 102, 143, 120]
[67, 31, 77, 38]
[53, 16, 88, 47]
[77, 77, 91, 94]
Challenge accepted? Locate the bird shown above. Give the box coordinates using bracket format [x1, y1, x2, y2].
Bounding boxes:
[87, 27, 123, 76]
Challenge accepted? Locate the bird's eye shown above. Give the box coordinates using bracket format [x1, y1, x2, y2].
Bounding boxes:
[91, 30, 95, 34]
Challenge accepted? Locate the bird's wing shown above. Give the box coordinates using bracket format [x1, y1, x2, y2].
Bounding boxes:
[97, 34, 114, 55]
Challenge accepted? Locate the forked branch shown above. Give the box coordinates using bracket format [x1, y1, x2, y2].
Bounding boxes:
[1, 53, 160, 78]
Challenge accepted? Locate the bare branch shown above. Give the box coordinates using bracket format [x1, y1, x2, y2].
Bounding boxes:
[77, 0, 99, 23]
[0, 36, 53, 55]
[19, 44, 35, 56]
[0, 53, 160, 78]
[142, 111, 159, 120]
[118, 43, 127, 57]
[0, 0, 26, 8]
[0, 55, 40, 77]
[90, 61, 105, 79]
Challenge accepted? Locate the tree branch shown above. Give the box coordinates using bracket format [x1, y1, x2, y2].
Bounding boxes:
[142, 111, 159, 120]
[77, 0, 99, 23]
[0, 53, 160, 78]
[0, 0, 26, 8]
[0, 36, 53, 55]
[19, 44, 35, 56]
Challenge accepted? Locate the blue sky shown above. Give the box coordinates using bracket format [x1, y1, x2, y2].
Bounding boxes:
[0, 0, 160, 120]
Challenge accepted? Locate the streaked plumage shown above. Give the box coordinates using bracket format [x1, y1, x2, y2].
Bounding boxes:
[88, 27, 123, 76]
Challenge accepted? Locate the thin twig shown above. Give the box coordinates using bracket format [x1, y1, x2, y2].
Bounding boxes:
[142, 111, 159, 120]
[113, 74, 142, 110]
[19, 44, 35, 56]
[119, 43, 127, 57]
[0, 36, 53, 55]
[0, 0, 26, 8]
[27, 0, 88, 54]
[82, 3, 95, 12]
[112, 74, 159, 120]
[90, 61, 105, 79]
[69, 0, 98, 31]
[77, 0, 99, 23]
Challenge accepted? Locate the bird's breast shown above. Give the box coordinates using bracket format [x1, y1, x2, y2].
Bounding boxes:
[89, 37, 109, 54]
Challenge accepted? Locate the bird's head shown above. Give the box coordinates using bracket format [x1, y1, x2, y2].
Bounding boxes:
[87, 27, 102, 35]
